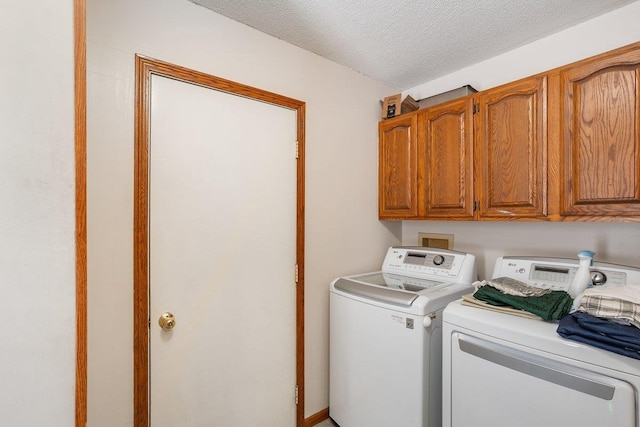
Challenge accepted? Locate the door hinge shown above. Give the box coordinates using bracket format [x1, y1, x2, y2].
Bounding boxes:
[472, 104, 479, 114]
[295, 264, 299, 283]
[295, 140, 299, 159]
[295, 385, 299, 405]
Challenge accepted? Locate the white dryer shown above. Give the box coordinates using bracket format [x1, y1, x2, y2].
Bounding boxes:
[330, 246, 477, 427]
[443, 256, 640, 427]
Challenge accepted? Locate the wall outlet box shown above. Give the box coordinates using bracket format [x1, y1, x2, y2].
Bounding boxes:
[418, 232, 454, 250]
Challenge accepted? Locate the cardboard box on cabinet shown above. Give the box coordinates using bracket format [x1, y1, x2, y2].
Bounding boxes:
[381, 94, 419, 119]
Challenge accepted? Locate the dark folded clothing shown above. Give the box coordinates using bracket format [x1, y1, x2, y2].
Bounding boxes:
[557, 312, 640, 360]
[473, 285, 572, 321]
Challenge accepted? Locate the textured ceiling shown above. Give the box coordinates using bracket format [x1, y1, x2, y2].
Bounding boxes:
[189, 0, 636, 90]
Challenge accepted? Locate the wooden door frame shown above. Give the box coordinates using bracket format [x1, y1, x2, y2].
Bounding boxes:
[74, 0, 87, 425]
[133, 55, 306, 427]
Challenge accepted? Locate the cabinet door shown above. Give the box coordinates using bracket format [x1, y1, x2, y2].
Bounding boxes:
[379, 114, 418, 218]
[560, 47, 640, 217]
[476, 75, 548, 219]
[419, 97, 474, 219]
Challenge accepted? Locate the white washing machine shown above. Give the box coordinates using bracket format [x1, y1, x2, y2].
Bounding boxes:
[330, 246, 477, 427]
[443, 256, 640, 427]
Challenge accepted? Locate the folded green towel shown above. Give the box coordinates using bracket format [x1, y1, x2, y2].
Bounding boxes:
[473, 285, 573, 321]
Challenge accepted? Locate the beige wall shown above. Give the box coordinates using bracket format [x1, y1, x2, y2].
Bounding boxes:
[402, 2, 640, 279]
[403, 221, 640, 281]
[87, 0, 399, 424]
[1, 0, 76, 425]
[87, 1, 640, 423]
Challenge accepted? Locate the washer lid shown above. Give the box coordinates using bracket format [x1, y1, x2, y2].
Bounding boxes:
[356, 272, 448, 292]
[333, 278, 419, 307]
[333, 272, 449, 306]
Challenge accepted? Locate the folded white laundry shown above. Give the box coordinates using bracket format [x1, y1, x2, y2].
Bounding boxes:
[582, 283, 640, 304]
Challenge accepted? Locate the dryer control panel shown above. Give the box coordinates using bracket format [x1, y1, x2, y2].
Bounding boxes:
[492, 256, 640, 291]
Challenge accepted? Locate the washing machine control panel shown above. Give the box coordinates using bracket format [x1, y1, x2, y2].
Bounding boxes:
[492, 257, 639, 291]
[381, 247, 476, 284]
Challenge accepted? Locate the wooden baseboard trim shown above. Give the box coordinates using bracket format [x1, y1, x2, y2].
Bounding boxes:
[303, 407, 330, 427]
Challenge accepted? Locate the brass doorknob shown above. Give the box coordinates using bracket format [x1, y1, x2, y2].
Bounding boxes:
[158, 312, 176, 330]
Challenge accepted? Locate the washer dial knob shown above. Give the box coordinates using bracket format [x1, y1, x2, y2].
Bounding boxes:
[433, 255, 445, 266]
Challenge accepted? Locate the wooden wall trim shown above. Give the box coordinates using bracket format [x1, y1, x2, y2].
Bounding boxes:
[133, 54, 150, 427]
[296, 101, 306, 427]
[75, 0, 87, 425]
[303, 408, 330, 427]
[133, 55, 306, 427]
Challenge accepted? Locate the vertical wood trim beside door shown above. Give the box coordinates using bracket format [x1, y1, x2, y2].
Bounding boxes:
[133, 55, 306, 427]
[296, 102, 306, 427]
[74, 0, 87, 425]
[133, 55, 151, 427]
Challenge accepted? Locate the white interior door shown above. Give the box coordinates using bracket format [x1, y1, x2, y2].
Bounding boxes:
[149, 75, 297, 426]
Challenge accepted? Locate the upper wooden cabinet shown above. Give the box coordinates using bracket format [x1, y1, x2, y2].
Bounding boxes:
[380, 75, 548, 221]
[476, 75, 548, 219]
[416, 74, 547, 221]
[418, 96, 474, 219]
[379, 114, 418, 218]
[560, 45, 640, 218]
[378, 41, 640, 222]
